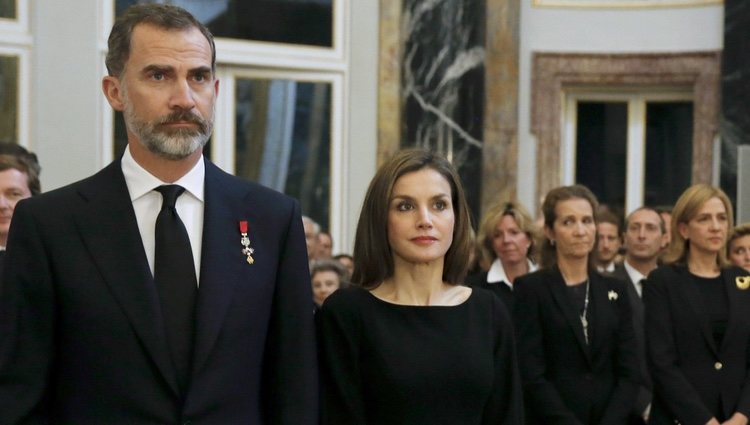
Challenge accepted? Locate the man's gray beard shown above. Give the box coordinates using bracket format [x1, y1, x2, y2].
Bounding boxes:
[124, 103, 214, 161]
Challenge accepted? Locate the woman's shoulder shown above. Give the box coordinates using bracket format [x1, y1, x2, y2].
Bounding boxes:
[648, 263, 685, 281]
[514, 267, 555, 289]
[724, 265, 750, 278]
[319, 286, 372, 315]
[593, 270, 627, 290]
[464, 287, 513, 329]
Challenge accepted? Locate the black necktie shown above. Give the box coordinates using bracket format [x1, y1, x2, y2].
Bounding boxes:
[154, 185, 198, 392]
[638, 279, 646, 298]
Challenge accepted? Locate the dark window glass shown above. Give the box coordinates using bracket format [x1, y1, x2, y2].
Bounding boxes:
[234, 78, 331, 228]
[0, 55, 18, 142]
[575, 101, 628, 210]
[115, 0, 333, 48]
[644, 102, 693, 207]
[0, 0, 15, 19]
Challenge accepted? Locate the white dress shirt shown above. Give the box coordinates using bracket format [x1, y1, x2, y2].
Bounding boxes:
[487, 258, 539, 289]
[121, 146, 205, 283]
[623, 260, 647, 298]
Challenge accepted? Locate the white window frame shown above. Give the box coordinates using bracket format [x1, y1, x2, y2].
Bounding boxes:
[0, 0, 30, 41]
[562, 87, 693, 214]
[213, 67, 346, 245]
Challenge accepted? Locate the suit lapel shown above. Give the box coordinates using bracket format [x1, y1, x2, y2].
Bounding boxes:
[624, 275, 644, 326]
[548, 266, 592, 365]
[73, 161, 180, 395]
[191, 162, 247, 374]
[676, 266, 719, 355]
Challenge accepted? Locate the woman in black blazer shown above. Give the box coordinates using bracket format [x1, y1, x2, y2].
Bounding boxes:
[644, 184, 750, 425]
[514, 185, 639, 424]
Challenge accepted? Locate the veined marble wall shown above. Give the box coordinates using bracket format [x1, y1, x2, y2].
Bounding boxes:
[379, 0, 520, 219]
[720, 0, 750, 206]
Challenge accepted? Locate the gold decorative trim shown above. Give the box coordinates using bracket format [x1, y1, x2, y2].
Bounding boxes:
[533, 0, 722, 9]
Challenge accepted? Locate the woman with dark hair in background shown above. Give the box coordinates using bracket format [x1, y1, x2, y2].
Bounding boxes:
[317, 149, 523, 425]
[514, 184, 638, 424]
[645, 184, 750, 425]
[467, 200, 538, 311]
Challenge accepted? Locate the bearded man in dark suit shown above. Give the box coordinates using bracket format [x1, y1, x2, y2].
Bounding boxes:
[0, 4, 317, 424]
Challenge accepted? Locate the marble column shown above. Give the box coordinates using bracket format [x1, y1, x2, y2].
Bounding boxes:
[378, 0, 520, 220]
[401, 0, 486, 219]
[720, 0, 750, 205]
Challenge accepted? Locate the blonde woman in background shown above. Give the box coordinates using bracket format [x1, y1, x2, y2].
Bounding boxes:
[645, 184, 750, 425]
[466, 201, 538, 311]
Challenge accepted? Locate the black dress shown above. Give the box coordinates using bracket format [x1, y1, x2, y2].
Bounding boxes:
[317, 286, 523, 425]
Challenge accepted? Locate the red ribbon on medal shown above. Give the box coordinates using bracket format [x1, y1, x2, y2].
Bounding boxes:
[239, 220, 254, 264]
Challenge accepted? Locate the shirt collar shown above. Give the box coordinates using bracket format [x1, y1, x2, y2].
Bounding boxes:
[487, 258, 538, 289]
[121, 145, 205, 202]
[623, 260, 647, 284]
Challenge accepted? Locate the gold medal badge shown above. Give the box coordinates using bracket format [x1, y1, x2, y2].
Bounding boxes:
[736, 276, 750, 290]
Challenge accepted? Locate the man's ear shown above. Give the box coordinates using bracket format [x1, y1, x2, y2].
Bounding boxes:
[102, 76, 125, 112]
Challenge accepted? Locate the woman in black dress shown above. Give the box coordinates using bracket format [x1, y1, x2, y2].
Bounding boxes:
[466, 200, 539, 311]
[514, 185, 639, 424]
[644, 184, 750, 425]
[317, 149, 523, 425]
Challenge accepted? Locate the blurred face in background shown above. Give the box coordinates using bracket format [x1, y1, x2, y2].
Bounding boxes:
[317, 232, 333, 259]
[312, 270, 341, 306]
[0, 168, 32, 246]
[335, 256, 354, 278]
[623, 209, 664, 263]
[729, 234, 750, 272]
[492, 214, 531, 267]
[596, 222, 621, 265]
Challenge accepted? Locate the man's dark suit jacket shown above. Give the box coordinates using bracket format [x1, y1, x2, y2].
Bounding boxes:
[610, 263, 651, 425]
[0, 159, 318, 424]
[644, 264, 750, 425]
[514, 266, 639, 424]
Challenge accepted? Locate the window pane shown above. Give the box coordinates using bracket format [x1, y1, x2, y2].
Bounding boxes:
[644, 102, 693, 207]
[115, 0, 333, 48]
[0, 0, 15, 19]
[576, 101, 628, 210]
[0, 55, 18, 142]
[234, 78, 331, 228]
